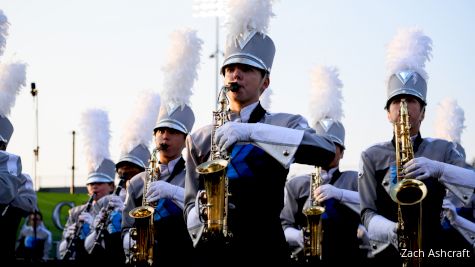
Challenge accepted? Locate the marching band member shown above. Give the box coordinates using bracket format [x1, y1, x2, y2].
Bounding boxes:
[58, 109, 116, 263]
[358, 28, 475, 267]
[434, 98, 475, 262]
[0, 10, 29, 262]
[121, 28, 200, 266]
[184, 1, 335, 266]
[84, 90, 161, 264]
[281, 66, 366, 266]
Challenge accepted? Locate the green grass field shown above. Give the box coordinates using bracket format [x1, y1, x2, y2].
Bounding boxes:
[34, 192, 90, 243]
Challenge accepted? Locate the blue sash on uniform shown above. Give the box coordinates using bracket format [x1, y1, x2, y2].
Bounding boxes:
[153, 198, 181, 222]
[322, 198, 337, 220]
[227, 144, 265, 180]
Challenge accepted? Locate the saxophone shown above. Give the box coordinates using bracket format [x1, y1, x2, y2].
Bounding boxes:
[128, 146, 163, 266]
[195, 83, 238, 239]
[390, 98, 427, 267]
[302, 166, 325, 260]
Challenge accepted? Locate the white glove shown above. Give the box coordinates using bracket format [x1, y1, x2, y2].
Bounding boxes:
[64, 223, 77, 239]
[145, 180, 179, 203]
[215, 121, 252, 151]
[123, 230, 136, 261]
[284, 227, 304, 248]
[92, 209, 107, 229]
[107, 195, 124, 211]
[84, 231, 101, 253]
[367, 215, 397, 248]
[314, 184, 343, 202]
[442, 198, 462, 227]
[78, 212, 94, 225]
[403, 157, 444, 180]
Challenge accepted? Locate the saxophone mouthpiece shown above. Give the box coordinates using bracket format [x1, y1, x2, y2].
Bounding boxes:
[227, 82, 240, 92]
[158, 143, 169, 151]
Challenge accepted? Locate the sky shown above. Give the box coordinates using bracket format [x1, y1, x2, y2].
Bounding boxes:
[2, 0, 474, 189]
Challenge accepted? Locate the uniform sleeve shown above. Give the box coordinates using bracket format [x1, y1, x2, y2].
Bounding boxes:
[11, 173, 38, 213]
[184, 134, 205, 246]
[440, 145, 475, 205]
[280, 180, 301, 230]
[255, 115, 335, 169]
[121, 174, 141, 232]
[358, 150, 380, 228]
[0, 152, 24, 205]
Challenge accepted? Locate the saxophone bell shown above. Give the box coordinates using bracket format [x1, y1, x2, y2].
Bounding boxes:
[195, 82, 232, 240]
[127, 148, 160, 266]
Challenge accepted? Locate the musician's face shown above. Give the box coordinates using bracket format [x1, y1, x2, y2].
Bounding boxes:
[116, 164, 143, 190]
[87, 182, 114, 201]
[328, 144, 344, 169]
[154, 127, 186, 164]
[387, 95, 425, 136]
[223, 63, 269, 110]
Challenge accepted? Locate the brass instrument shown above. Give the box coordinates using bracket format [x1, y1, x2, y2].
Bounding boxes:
[63, 193, 95, 260]
[302, 166, 325, 260]
[390, 98, 427, 267]
[195, 83, 237, 239]
[128, 146, 163, 266]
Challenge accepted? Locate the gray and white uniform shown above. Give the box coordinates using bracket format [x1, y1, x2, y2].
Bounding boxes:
[281, 167, 363, 263]
[184, 102, 335, 266]
[359, 135, 475, 262]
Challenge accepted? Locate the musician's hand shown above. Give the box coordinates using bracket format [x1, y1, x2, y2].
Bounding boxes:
[314, 184, 343, 202]
[65, 223, 77, 239]
[442, 199, 458, 224]
[84, 231, 101, 252]
[403, 157, 444, 180]
[92, 210, 106, 229]
[146, 180, 179, 202]
[107, 210, 122, 234]
[284, 227, 304, 248]
[215, 121, 252, 150]
[79, 212, 94, 225]
[107, 195, 124, 211]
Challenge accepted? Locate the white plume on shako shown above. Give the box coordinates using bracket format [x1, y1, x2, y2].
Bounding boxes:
[119, 90, 161, 156]
[309, 65, 344, 125]
[434, 97, 465, 144]
[0, 9, 27, 121]
[80, 108, 112, 173]
[224, 0, 274, 43]
[385, 27, 432, 83]
[160, 28, 203, 113]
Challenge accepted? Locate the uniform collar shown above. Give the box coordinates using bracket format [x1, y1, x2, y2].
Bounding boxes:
[159, 157, 181, 177]
[230, 101, 259, 123]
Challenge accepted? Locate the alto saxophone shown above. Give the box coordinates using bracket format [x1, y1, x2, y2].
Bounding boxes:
[195, 83, 238, 239]
[390, 98, 427, 267]
[302, 166, 325, 260]
[128, 146, 163, 266]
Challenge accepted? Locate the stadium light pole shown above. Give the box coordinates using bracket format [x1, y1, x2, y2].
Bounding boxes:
[192, 0, 226, 107]
[71, 130, 76, 194]
[30, 82, 40, 191]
